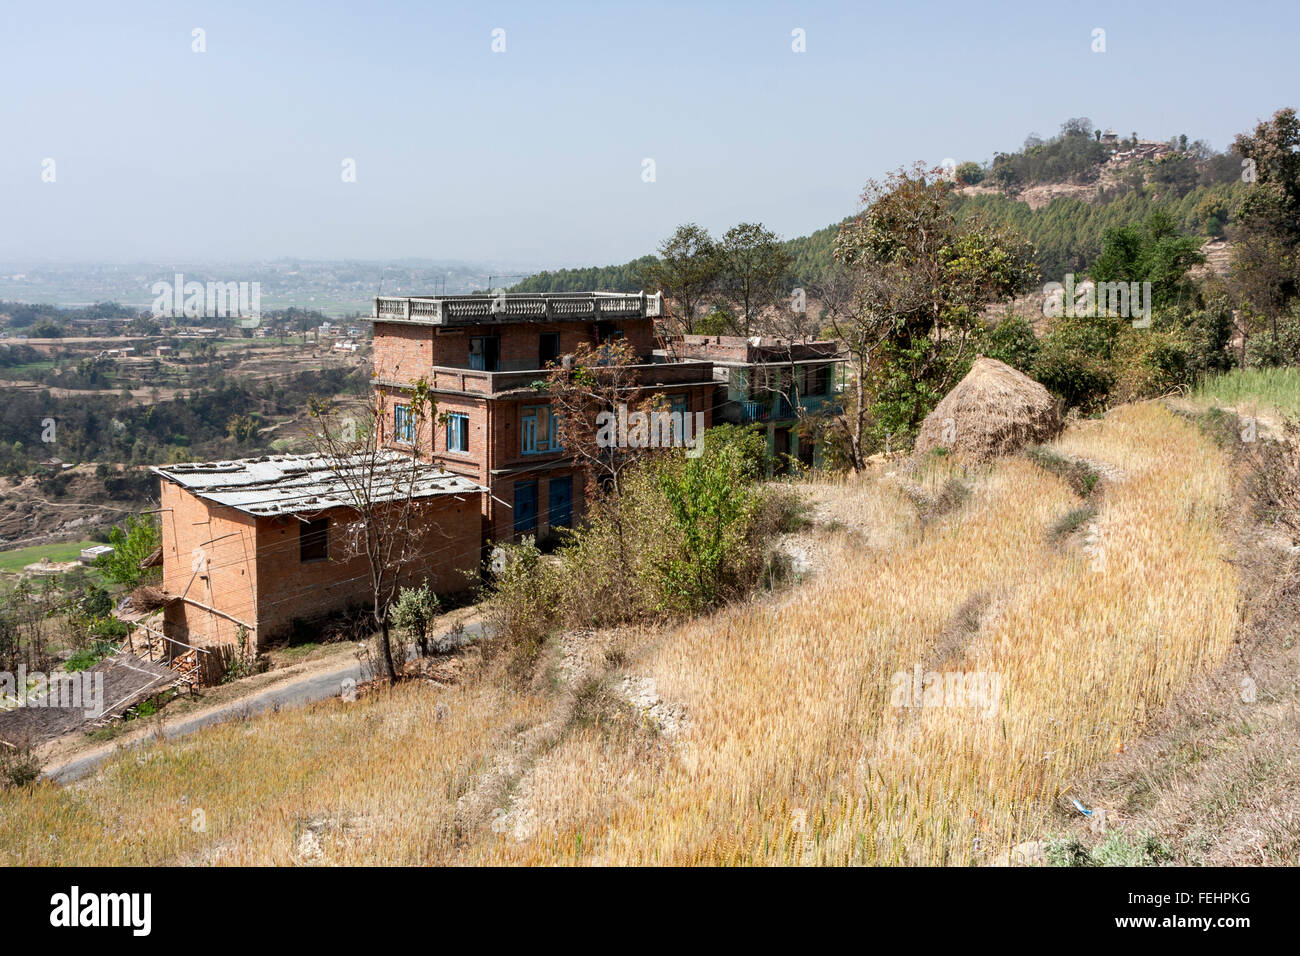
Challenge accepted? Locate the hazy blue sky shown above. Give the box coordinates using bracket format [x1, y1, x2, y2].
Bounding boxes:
[2, 0, 1297, 269]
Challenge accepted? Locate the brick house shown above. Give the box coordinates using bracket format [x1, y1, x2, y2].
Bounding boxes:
[664, 335, 845, 472]
[370, 292, 718, 546]
[151, 452, 484, 657]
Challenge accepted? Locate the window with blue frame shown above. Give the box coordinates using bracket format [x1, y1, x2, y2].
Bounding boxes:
[670, 394, 689, 416]
[521, 405, 560, 454]
[446, 413, 469, 453]
[394, 404, 415, 444]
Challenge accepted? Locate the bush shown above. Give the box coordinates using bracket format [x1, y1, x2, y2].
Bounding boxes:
[392, 579, 442, 656]
[65, 639, 118, 672]
[1025, 446, 1100, 498]
[1033, 312, 1123, 411]
[982, 313, 1040, 373]
[222, 626, 258, 683]
[481, 431, 795, 677]
[653, 438, 767, 611]
[1245, 310, 1300, 369]
[1110, 328, 1196, 403]
[1033, 338, 1115, 412]
[1047, 830, 1174, 866]
[481, 538, 561, 678]
[1246, 418, 1300, 544]
[0, 743, 42, 790]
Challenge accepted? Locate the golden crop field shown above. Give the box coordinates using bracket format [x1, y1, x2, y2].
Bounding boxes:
[0, 402, 1239, 866]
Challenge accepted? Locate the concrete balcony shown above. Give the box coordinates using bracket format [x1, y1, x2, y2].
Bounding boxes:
[376, 358, 718, 399]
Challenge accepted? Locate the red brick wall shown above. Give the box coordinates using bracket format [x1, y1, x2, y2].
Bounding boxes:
[159, 479, 482, 654]
[376, 380, 713, 548]
[374, 318, 658, 380]
[252, 495, 481, 644]
[159, 481, 261, 652]
[372, 321, 433, 382]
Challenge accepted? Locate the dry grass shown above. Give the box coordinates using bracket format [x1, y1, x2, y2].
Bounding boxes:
[0, 402, 1239, 866]
[0, 675, 549, 865]
[464, 404, 1235, 864]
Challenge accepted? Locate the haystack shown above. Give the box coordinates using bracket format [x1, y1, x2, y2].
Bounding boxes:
[914, 357, 1059, 461]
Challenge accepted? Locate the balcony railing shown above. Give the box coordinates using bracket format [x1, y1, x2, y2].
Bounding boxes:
[375, 359, 716, 397]
[724, 391, 840, 425]
[373, 291, 663, 326]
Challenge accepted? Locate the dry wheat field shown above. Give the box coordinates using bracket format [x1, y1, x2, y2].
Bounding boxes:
[0, 402, 1239, 865]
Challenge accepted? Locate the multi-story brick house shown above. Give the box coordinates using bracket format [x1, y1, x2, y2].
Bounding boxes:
[370, 292, 718, 546]
[664, 334, 845, 472]
[151, 453, 484, 658]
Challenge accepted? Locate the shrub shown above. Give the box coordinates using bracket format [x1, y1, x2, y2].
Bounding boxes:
[1050, 505, 1097, 540]
[1111, 328, 1195, 403]
[1033, 312, 1123, 411]
[982, 313, 1040, 373]
[481, 538, 561, 678]
[65, 639, 118, 673]
[392, 579, 442, 657]
[1024, 446, 1100, 498]
[653, 440, 766, 611]
[481, 429, 797, 676]
[1245, 418, 1300, 544]
[222, 626, 258, 683]
[1047, 830, 1174, 866]
[0, 743, 41, 790]
[1244, 310, 1300, 369]
[1033, 338, 1115, 412]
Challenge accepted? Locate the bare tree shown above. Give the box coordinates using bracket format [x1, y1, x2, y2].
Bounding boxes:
[545, 339, 666, 502]
[304, 380, 444, 681]
[812, 268, 895, 471]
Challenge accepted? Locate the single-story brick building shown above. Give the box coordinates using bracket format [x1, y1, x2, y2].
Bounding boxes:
[151, 452, 485, 657]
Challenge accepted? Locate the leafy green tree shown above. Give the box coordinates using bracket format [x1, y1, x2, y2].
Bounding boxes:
[715, 222, 793, 335]
[982, 313, 1040, 373]
[1090, 211, 1204, 311]
[1033, 312, 1124, 412]
[226, 412, 262, 444]
[1231, 107, 1300, 350]
[637, 224, 720, 335]
[830, 163, 1036, 453]
[95, 514, 162, 590]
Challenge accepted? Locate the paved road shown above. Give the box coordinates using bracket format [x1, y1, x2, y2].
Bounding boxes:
[46, 622, 489, 785]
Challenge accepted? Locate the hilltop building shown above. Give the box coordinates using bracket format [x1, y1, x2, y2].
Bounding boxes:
[145, 291, 845, 666]
[369, 291, 718, 544]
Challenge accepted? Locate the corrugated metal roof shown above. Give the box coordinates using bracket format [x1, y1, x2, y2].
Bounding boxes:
[151, 452, 485, 517]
